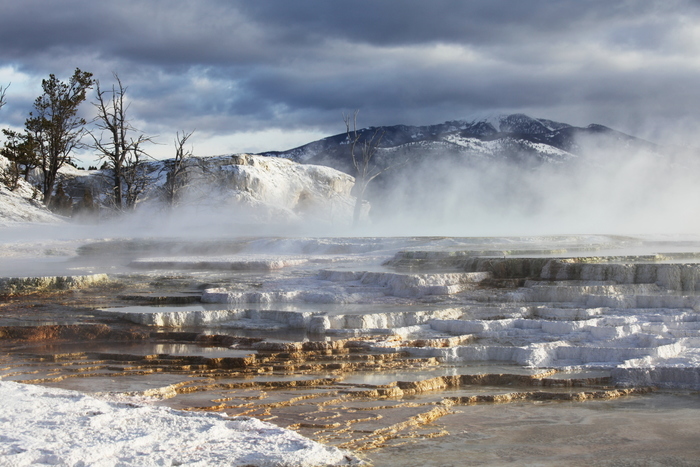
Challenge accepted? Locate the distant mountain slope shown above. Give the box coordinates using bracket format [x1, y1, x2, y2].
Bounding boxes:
[261, 113, 675, 226]
[262, 113, 659, 175]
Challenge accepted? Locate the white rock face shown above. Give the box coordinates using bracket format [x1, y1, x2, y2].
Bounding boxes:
[103, 307, 318, 329]
[540, 261, 700, 292]
[192, 154, 356, 223]
[200, 269, 491, 306]
[190, 240, 700, 388]
[1, 153, 360, 229]
[317, 270, 490, 297]
[126, 154, 359, 227]
[101, 304, 463, 334]
[319, 308, 463, 333]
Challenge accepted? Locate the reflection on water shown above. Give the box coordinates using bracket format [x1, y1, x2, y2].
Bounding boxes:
[19, 341, 255, 358]
[38, 374, 190, 394]
[341, 363, 556, 385]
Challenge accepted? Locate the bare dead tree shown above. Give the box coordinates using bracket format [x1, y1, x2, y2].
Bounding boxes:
[0, 83, 7, 112]
[91, 74, 154, 210]
[162, 130, 195, 207]
[0, 85, 9, 189]
[343, 110, 387, 227]
[122, 139, 152, 210]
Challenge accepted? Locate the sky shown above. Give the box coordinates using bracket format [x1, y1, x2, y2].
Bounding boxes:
[1, 0, 699, 165]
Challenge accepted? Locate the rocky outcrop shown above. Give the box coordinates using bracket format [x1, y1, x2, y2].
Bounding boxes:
[55, 153, 359, 226]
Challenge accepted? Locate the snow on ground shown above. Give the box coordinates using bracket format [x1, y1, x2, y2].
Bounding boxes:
[0, 153, 359, 231]
[442, 134, 575, 163]
[0, 381, 359, 467]
[0, 155, 64, 226]
[54, 153, 359, 228]
[0, 186, 63, 226]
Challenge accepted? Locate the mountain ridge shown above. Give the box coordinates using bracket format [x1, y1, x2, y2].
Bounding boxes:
[262, 113, 659, 174]
[257, 113, 679, 224]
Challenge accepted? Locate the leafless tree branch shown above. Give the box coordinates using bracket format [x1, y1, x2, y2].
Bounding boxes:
[90, 73, 154, 210]
[0, 83, 8, 112]
[343, 110, 387, 227]
[162, 129, 195, 207]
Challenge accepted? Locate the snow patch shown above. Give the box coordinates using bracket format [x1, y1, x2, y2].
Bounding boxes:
[0, 381, 359, 466]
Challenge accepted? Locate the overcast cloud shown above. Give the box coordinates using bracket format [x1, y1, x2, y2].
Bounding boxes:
[0, 0, 699, 163]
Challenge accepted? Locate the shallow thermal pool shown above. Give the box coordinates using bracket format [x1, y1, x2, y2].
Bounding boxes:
[367, 391, 700, 466]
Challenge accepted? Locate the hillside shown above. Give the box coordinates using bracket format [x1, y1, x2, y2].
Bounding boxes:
[261, 113, 678, 228]
[0, 155, 64, 226]
[68, 154, 356, 226]
[0, 154, 357, 230]
[262, 113, 660, 173]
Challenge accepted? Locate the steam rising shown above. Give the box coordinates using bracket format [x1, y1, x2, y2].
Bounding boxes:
[360, 136, 700, 237]
[1, 132, 699, 245]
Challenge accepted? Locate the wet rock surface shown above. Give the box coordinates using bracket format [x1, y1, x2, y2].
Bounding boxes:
[2, 235, 700, 465]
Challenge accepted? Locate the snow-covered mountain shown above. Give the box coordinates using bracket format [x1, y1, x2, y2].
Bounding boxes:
[259, 113, 669, 223]
[262, 113, 660, 173]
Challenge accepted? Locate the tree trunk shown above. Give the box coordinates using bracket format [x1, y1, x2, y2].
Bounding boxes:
[43, 169, 56, 206]
[112, 163, 123, 210]
[352, 182, 366, 227]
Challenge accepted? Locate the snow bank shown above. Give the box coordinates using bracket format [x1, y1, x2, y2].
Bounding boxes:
[0, 381, 359, 466]
[0, 185, 62, 226]
[0, 155, 74, 226]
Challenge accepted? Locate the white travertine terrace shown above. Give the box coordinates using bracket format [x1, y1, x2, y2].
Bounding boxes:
[95, 238, 700, 390]
[129, 256, 310, 271]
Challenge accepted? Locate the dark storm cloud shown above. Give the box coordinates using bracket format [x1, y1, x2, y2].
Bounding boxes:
[1, 0, 699, 156]
[236, 0, 626, 46]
